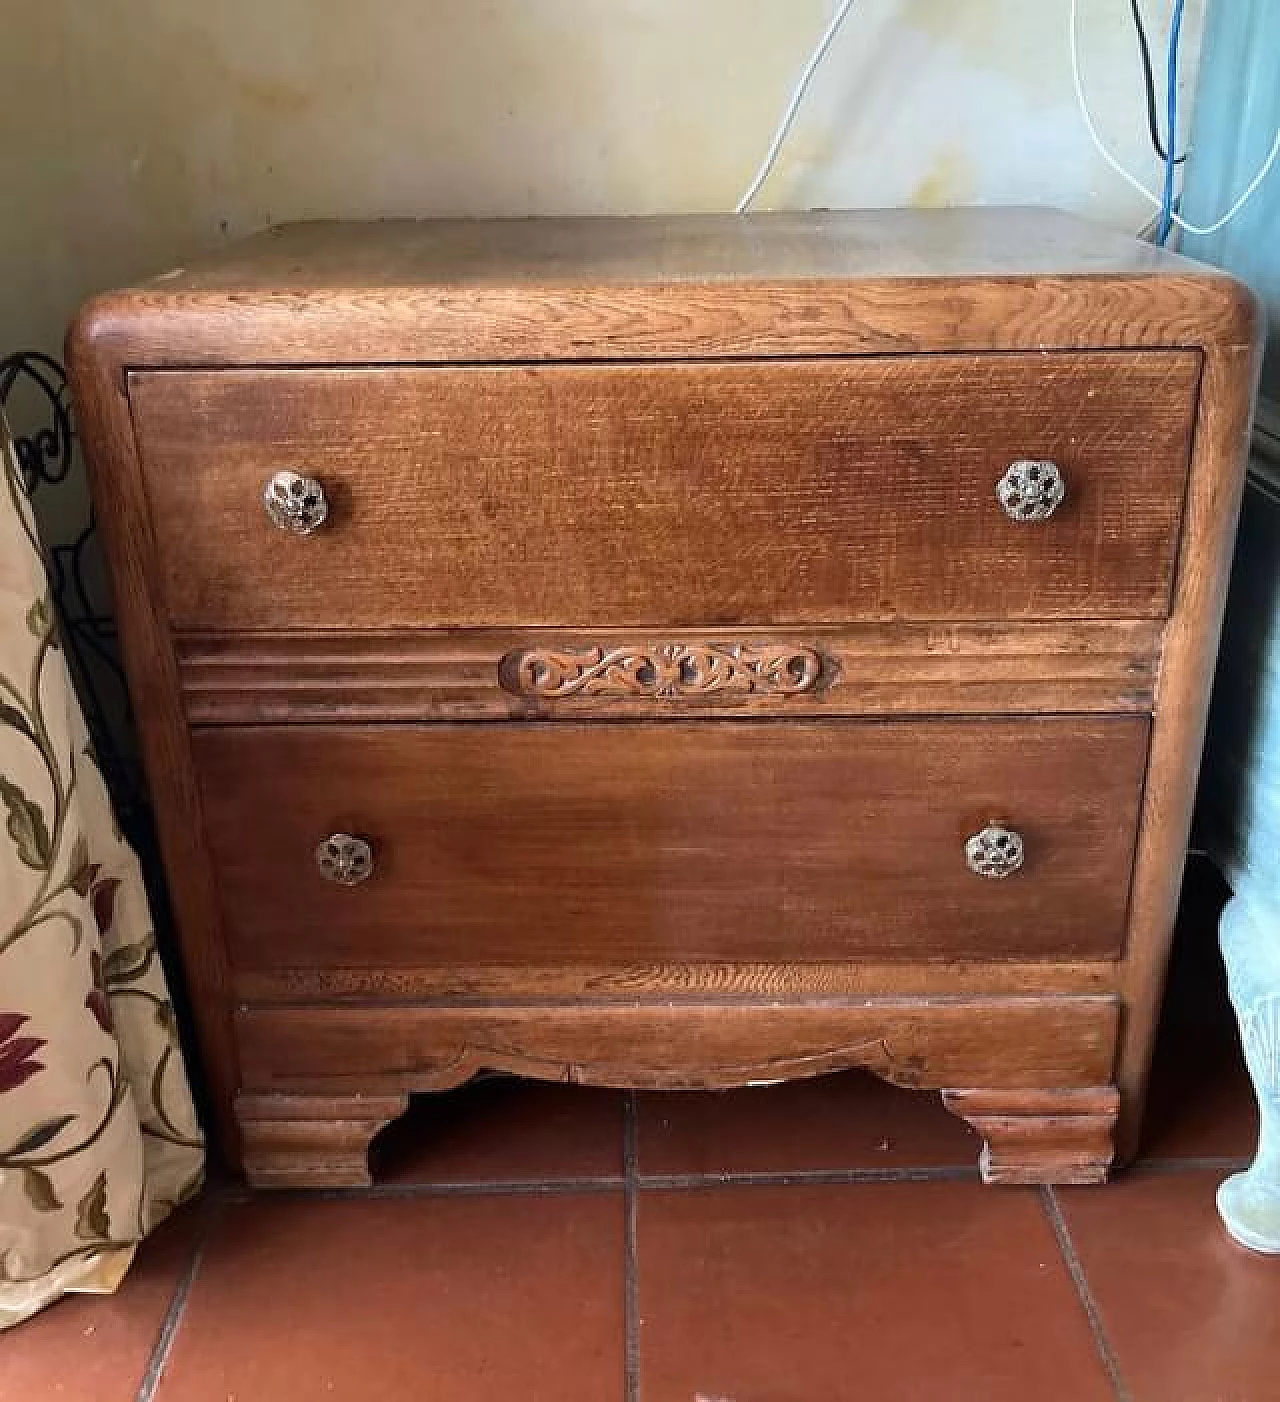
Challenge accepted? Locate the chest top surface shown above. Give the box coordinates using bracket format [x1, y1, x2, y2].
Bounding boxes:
[70, 208, 1257, 368]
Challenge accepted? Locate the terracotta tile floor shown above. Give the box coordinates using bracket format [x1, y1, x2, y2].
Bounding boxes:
[5, 862, 1277, 1402]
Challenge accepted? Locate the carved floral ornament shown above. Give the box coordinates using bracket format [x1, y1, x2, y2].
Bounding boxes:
[501, 641, 827, 700]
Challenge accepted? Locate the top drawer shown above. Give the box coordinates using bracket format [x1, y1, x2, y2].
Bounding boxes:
[128, 351, 1199, 632]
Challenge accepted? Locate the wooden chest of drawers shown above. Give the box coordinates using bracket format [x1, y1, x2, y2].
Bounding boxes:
[68, 209, 1261, 1188]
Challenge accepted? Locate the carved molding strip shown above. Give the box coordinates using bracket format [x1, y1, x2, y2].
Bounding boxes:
[176, 621, 1162, 724]
[502, 642, 825, 700]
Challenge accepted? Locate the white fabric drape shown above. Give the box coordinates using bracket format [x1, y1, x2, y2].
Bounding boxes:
[0, 417, 203, 1329]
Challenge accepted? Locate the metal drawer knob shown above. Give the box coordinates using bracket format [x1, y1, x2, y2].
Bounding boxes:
[315, 833, 374, 886]
[264, 469, 329, 535]
[965, 824, 1025, 880]
[996, 460, 1065, 522]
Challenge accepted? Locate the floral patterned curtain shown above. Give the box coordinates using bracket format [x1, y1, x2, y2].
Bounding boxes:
[0, 415, 203, 1329]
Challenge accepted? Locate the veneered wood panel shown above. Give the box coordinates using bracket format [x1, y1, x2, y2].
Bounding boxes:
[192, 717, 1150, 972]
[176, 620, 1163, 724]
[1114, 336, 1264, 1158]
[130, 352, 1199, 630]
[233, 995, 1121, 1093]
[230, 956, 1118, 1005]
[105, 210, 1223, 295]
[72, 210, 1259, 368]
[942, 1087, 1120, 1184]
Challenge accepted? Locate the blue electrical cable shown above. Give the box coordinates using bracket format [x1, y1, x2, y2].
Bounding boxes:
[1156, 0, 1186, 245]
[1073, 0, 1280, 239]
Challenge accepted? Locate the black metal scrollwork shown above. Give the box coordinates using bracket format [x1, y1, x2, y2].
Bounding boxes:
[1, 351, 147, 843]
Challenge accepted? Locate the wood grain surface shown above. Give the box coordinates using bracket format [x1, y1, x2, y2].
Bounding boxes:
[234, 995, 1120, 1094]
[113, 209, 1224, 292]
[130, 352, 1198, 630]
[235, 1092, 409, 1189]
[942, 1086, 1120, 1184]
[65, 209, 1262, 1180]
[71, 209, 1258, 366]
[191, 717, 1150, 970]
[177, 620, 1163, 724]
[229, 956, 1119, 1006]
[1113, 336, 1264, 1158]
[64, 321, 244, 1163]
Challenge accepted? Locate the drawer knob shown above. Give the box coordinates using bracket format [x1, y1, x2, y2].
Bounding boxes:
[263, 470, 329, 535]
[996, 460, 1065, 522]
[315, 833, 374, 886]
[965, 824, 1025, 880]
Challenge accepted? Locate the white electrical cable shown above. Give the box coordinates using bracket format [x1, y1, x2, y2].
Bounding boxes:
[735, 0, 860, 214]
[1070, 0, 1280, 237]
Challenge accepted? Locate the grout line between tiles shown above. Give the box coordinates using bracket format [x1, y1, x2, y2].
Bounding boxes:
[623, 1092, 641, 1402]
[1041, 1187, 1133, 1402]
[224, 1163, 988, 1202]
[1129, 1153, 1250, 1176]
[274, 1175, 627, 1202]
[212, 1153, 1244, 1204]
[133, 1207, 216, 1402]
[638, 1164, 979, 1189]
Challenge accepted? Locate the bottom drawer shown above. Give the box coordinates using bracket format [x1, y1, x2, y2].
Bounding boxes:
[192, 717, 1149, 970]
